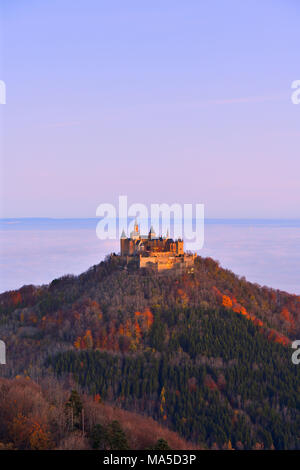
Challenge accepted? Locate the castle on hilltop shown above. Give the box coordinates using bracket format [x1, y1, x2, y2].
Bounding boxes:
[120, 220, 195, 271]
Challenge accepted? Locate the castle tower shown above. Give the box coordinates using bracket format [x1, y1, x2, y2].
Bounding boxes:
[148, 225, 156, 240]
[130, 218, 140, 240]
[134, 218, 139, 234]
[120, 229, 127, 256]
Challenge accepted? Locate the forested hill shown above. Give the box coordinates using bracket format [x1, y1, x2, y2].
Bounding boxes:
[0, 255, 300, 449]
[1, 254, 299, 349]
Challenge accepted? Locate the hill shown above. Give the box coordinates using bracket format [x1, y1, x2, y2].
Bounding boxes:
[0, 255, 299, 449]
[0, 375, 196, 450]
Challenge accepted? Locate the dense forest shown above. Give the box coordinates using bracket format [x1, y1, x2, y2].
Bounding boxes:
[0, 376, 194, 450]
[0, 255, 299, 449]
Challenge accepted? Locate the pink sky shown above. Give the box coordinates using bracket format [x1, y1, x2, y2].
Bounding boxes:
[1, 0, 299, 218]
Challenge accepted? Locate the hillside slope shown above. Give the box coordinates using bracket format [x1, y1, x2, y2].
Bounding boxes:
[0, 376, 196, 450]
[0, 255, 299, 449]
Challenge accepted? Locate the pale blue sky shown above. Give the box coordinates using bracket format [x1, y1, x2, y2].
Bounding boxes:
[1, 0, 299, 217]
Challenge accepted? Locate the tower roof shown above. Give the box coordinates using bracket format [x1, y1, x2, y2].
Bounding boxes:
[148, 225, 156, 239]
[120, 229, 127, 239]
[130, 219, 140, 239]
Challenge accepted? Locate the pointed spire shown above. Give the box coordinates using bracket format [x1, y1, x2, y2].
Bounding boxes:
[134, 217, 139, 233]
[130, 218, 140, 239]
[149, 225, 156, 239]
[121, 229, 126, 239]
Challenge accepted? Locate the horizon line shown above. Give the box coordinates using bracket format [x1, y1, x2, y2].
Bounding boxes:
[1, 217, 300, 221]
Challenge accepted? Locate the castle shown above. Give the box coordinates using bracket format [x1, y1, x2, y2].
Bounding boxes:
[120, 220, 195, 271]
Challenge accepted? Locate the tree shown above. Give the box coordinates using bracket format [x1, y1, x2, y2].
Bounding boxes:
[90, 421, 129, 450]
[105, 421, 129, 450]
[65, 390, 83, 429]
[151, 438, 171, 450]
[29, 421, 53, 450]
[90, 423, 106, 450]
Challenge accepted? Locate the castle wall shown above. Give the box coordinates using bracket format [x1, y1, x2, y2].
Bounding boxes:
[121, 236, 184, 256]
[139, 252, 195, 271]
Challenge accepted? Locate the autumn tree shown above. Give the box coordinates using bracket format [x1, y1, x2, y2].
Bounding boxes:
[65, 390, 83, 430]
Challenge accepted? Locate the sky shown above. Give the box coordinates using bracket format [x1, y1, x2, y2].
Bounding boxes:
[0, 0, 299, 218]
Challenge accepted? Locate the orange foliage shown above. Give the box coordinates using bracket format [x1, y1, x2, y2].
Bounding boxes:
[75, 330, 94, 350]
[83, 329, 93, 349]
[94, 393, 101, 403]
[29, 421, 53, 450]
[135, 322, 142, 343]
[177, 289, 189, 306]
[222, 295, 233, 308]
[9, 413, 52, 450]
[267, 330, 290, 346]
[119, 324, 125, 335]
[143, 308, 154, 328]
[10, 291, 22, 306]
[217, 289, 290, 348]
[134, 308, 154, 331]
[280, 308, 295, 331]
[74, 337, 81, 349]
